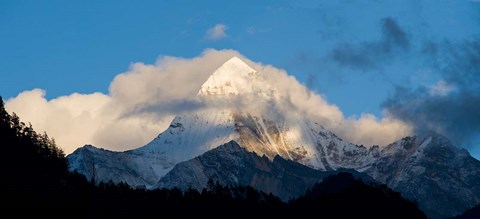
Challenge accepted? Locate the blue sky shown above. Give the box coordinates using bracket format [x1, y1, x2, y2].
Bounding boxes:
[1, 0, 480, 158]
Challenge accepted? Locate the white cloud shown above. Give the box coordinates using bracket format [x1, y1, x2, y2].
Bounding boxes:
[6, 49, 241, 154]
[5, 89, 114, 152]
[205, 24, 228, 40]
[5, 49, 412, 155]
[429, 80, 455, 96]
[248, 63, 412, 147]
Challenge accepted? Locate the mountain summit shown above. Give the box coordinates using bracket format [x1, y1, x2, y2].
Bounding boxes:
[198, 57, 258, 96]
[67, 58, 480, 218]
[68, 58, 369, 185]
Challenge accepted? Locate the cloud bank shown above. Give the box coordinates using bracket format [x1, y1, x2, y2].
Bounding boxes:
[6, 49, 412, 154]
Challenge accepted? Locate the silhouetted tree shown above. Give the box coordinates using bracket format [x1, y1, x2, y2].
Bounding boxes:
[288, 172, 426, 219]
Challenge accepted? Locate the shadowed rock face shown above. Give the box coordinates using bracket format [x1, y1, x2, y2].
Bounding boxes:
[68, 129, 480, 218]
[365, 134, 480, 218]
[154, 134, 480, 218]
[155, 140, 374, 201]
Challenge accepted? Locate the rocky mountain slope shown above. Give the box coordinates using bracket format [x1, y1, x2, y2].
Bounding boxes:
[68, 57, 378, 187]
[67, 57, 480, 218]
[156, 140, 374, 200]
[366, 133, 480, 218]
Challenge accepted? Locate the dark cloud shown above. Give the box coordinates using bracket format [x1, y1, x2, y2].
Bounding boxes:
[441, 40, 480, 89]
[331, 43, 377, 70]
[382, 17, 409, 50]
[292, 15, 479, 150]
[330, 17, 409, 70]
[383, 39, 480, 148]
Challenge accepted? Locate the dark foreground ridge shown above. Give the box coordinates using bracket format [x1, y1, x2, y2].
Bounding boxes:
[0, 96, 426, 218]
[453, 204, 480, 219]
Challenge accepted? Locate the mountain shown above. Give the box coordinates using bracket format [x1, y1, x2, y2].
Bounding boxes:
[156, 140, 375, 200]
[156, 140, 325, 200]
[365, 133, 480, 218]
[68, 56, 378, 187]
[67, 57, 480, 218]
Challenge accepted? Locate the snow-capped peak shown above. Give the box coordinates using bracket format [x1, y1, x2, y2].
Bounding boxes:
[198, 56, 258, 96]
[219, 56, 256, 75]
[67, 56, 480, 219]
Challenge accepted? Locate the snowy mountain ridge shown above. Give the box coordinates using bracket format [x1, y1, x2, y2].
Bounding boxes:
[67, 57, 480, 218]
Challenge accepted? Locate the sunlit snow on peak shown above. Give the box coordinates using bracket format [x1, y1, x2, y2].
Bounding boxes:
[198, 56, 262, 96]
